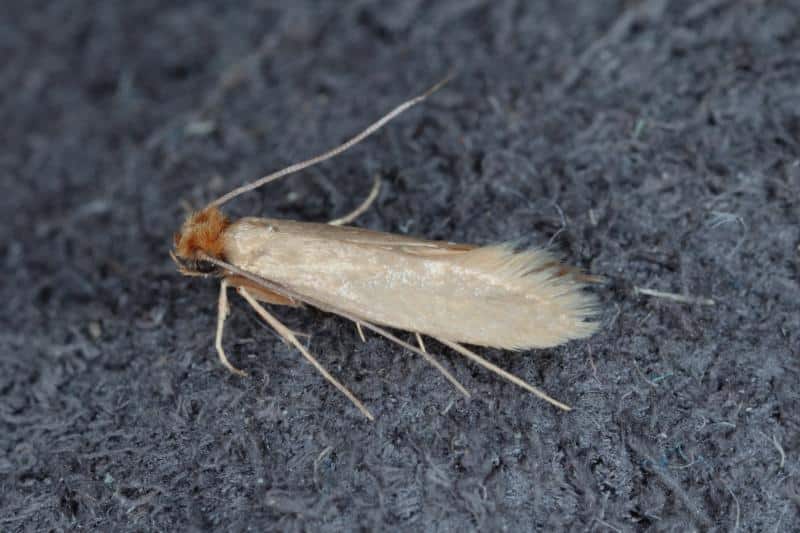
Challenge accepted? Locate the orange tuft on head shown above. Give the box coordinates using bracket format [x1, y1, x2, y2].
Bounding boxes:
[174, 207, 231, 261]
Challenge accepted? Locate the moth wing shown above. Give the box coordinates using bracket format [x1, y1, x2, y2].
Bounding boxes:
[322, 223, 478, 253]
[336, 226, 593, 280]
[358, 239, 476, 255]
[241, 218, 474, 252]
[223, 218, 598, 349]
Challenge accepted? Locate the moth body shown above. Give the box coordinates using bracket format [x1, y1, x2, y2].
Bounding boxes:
[175, 208, 598, 350]
[171, 77, 601, 417]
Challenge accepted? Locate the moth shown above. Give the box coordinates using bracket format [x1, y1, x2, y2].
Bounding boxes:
[172, 77, 599, 420]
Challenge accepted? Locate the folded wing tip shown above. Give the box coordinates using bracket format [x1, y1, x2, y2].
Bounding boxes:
[459, 244, 603, 350]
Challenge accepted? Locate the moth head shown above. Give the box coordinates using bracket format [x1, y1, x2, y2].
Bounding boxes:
[173, 207, 230, 273]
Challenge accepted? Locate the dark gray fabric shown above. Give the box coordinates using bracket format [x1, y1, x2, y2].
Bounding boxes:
[2, 1, 798, 531]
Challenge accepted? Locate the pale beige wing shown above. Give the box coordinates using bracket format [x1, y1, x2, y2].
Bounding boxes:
[222, 218, 598, 349]
[238, 217, 476, 252]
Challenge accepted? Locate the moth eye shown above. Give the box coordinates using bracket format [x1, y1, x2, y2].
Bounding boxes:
[193, 260, 217, 275]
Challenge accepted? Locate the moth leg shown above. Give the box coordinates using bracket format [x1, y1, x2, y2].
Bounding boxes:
[225, 275, 309, 339]
[237, 287, 375, 421]
[216, 279, 247, 377]
[225, 275, 301, 307]
[355, 322, 366, 343]
[415, 332, 427, 353]
[433, 338, 571, 411]
[327, 175, 381, 226]
[354, 320, 470, 399]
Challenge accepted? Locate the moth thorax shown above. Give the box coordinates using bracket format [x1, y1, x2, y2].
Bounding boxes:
[174, 207, 230, 261]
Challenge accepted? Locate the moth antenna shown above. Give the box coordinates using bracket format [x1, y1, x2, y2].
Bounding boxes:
[207, 73, 454, 209]
[434, 337, 572, 411]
